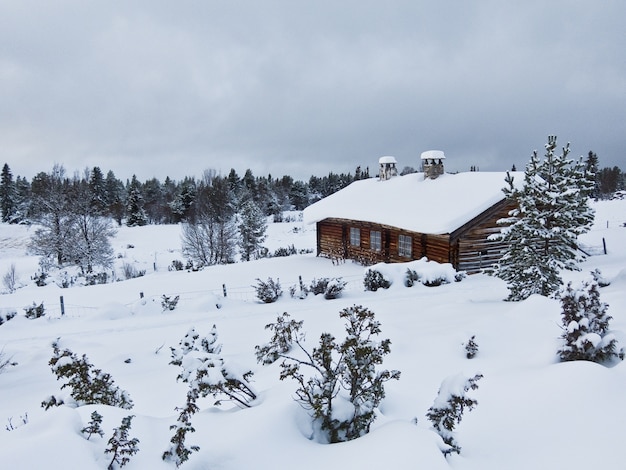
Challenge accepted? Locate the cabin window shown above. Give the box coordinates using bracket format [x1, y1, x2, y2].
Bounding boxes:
[398, 234, 412, 258]
[350, 227, 361, 247]
[370, 230, 382, 251]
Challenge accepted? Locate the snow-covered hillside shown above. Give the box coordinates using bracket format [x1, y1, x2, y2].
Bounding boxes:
[0, 200, 625, 469]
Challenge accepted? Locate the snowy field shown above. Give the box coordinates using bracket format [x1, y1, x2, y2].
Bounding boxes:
[0, 200, 625, 469]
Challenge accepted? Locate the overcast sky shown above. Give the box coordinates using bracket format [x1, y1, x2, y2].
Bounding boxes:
[1, 1, 624, 183]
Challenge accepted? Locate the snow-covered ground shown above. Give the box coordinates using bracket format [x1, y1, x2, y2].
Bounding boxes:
[0, 200, 625, 469]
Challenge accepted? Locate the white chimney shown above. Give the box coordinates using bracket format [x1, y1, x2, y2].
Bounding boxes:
[378, 156, 398, 181]
[421, 150, 445, 179]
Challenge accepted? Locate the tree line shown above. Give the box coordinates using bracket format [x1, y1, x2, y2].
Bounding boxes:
[0, 163, 372, 226]
[0, 162, 371, 275]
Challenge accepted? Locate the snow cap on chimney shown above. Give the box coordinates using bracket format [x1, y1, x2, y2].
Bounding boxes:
[378, 156, 398, 181]
[421, 150, 445, 179]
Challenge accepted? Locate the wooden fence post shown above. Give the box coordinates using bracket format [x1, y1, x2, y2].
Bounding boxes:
[603, 238, 607, 255]
[60, 296, 65, 316]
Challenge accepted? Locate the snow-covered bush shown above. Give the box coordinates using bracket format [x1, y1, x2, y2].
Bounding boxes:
[591, 268, 610, 287]
[426, 373, 483, 456]
[558, 275, 623, 363]
[169, 325, 257, 408]
[0, 309, 17, 326]
[161, 294, 180, 312]
[309, 277, 347, 299]
[255, 312, 304, 365]
[363, 269, 391, 291]
[323, 278, 347, 299]
[165, 326, 256, 466]
[81, 410, 104, 440]
[404, 269, 420, 287]
[276, 305, 400, 443]
[254, 277, 282, 303]
[42, 340, 134, 410]
[85, 272, 108, 286]
[24, 302, 45, 319]
[170, 259, 184, 271]
[105, 415, 139, 469]
[0, 346, 17, 374]
[2, 263, 18, 293]
[463, 335, 479, 359]
[121, 262, 145, 280]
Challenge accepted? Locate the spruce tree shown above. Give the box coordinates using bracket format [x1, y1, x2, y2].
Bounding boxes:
[238, 200, 267, 261]
[105, 415, 139, 469]
[558, 274, 622, 363]
[490, 136, 595, 301]
[125, 175, 147, 227]
[0, 163, 16, 223]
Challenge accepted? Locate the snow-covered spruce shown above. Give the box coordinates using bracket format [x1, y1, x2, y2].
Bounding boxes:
[254, 277, 282, 303]
[426, 372, 483, 456]
[363, 269, 391, 291]
[41, 340, 134, 410]
[255, 312, 304, 365]
[81, 410, 104, 440]
[105, 415, 139, 470]
[464, 335, 479, 359]
[489, 136, 595, 301]
[558, 273, 623, 363]
[165, 326, 256, 465]
[275, 305, 400, 443]
[237, 199, 268, 261]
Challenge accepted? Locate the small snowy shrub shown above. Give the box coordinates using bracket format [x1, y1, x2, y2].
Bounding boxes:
[463, 336, 479, 359]
[0, 310, 17, 326]
[33, 271, 47, 287]
[323, 278, 347, 299]
[81, 410, 104, 440]
[24, 302, 45, 319]
[363, 269, 391, 291]
[171, 259, 184, 271]
[309, 277, 330, 295]
[255, 312, 304, 365]
[85, 272, 108, 286]
[161, 294, 180, 312]
[2, 263, 17, 293]
[165, 326, 257, 466]
[254, 277, 282, 303]
[591, 268, 610, 287]
[309, 277, 347, 299]
[426, 373, 483, 456]
[170, 325, 257, 408]
[277, 305, 400, 443]
[558, 275, 623, 363]
[0, 347, 18, 373]
[42, 340, 134, 410]
[404, 269, 420, 287]
[273, 245, 297, 257]
[122, 263, 145, 280]
[105, 415, 139, 469]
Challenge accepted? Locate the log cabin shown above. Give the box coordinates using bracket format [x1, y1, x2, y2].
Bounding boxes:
[303, 151, 523, 273]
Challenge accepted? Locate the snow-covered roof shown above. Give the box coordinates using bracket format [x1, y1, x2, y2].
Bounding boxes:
[304, 171, 524, 234]
[421, 150, 445, 160]
[379, 156, 397, 164]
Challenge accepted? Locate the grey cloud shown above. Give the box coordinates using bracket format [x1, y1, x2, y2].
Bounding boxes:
[1, 1, 624, 182]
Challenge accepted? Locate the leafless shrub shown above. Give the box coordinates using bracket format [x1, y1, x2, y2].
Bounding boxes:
[2, 263, 17, 293]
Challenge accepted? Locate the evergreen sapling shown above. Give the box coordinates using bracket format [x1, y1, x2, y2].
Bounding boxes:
[426, 373, 483, 456]
[105, 415, 139, 469]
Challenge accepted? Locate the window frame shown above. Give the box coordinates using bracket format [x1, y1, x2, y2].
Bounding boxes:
[349, 227, 361, 247]
[398, 234, 412, 258]
[370, 230, 382, 252]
